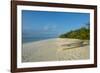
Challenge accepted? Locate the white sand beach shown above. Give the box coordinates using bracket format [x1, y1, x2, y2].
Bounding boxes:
[22, 38, 89, 62]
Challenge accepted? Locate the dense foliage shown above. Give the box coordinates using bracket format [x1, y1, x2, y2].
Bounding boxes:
[59, 24, 90, 40]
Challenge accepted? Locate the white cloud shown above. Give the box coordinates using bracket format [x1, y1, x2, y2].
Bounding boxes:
[52, 25, 57, 29]
[44, 24, 57, 30]
[44, 25, 49, 31]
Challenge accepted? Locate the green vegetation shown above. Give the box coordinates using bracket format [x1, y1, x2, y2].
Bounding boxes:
[59, 23, 90, 40]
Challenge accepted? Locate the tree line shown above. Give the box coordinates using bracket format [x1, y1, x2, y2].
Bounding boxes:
[59, 23, 90, 40]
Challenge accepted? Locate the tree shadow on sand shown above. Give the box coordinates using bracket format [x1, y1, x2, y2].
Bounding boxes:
[62, 41, 89, 50]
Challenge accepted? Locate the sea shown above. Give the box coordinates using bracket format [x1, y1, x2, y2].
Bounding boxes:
[22, 36, 57, 43]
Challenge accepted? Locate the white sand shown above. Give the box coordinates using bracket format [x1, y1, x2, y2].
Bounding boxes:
[22, 38, 89, 62]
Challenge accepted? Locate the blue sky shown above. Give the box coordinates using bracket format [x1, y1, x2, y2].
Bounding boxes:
[22, 10, 90, 37]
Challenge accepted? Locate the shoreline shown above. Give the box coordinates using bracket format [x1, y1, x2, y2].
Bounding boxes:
[22, 38, 89, 62]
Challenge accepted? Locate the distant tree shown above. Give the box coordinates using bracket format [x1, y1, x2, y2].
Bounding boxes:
[59, 23, 90, 40]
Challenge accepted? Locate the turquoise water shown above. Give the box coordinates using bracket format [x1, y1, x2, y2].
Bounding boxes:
[22, 36, 57, 43]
